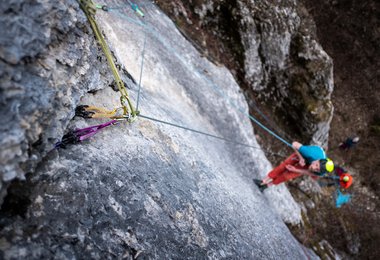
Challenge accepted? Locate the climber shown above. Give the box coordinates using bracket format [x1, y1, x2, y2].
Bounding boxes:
[320, 166, 353, 189]
[339, 136, 359, 151]
[339, 173, 353, 189]
[317, 166, 353, 208]
[335, 166, 353, 189]
[253, 141, 334, 191]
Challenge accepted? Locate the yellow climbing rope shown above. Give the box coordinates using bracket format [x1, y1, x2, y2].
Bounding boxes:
[78, 0, 137, 120]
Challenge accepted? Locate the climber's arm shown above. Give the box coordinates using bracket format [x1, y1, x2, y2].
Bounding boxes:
[292, 141, 306, 166]
[285, 165, 316, 177]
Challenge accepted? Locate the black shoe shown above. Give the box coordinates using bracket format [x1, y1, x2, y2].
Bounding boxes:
[259, 184, 268, 192]
[253, 179, 268, 192]
[253, 179, 262, 186]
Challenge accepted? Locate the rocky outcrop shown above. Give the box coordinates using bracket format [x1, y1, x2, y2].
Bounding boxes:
[0, 0, 332, 258]
[159, 0, 334, 145]
[0, 0, 108, 205]
[240, 2, 334, 145]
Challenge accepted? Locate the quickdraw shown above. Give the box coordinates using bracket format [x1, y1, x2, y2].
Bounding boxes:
[55, 119, 120, 149]
[78, 0, 137, 120]
[55, 0, 141, 149]
[95, 1, 145, 17]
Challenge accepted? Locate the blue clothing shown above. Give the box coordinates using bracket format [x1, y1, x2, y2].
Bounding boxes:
[299, 145, 326, 164]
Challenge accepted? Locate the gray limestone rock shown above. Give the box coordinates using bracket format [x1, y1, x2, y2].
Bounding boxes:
[167, 0, 334, 145]
[0, 0, 330, 259]
[0, 0, 110, 204]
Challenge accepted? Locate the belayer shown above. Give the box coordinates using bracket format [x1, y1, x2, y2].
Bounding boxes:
[339, 136, 359, 151]
[254, 141, 334, 191]
[319, 166, 353, 189]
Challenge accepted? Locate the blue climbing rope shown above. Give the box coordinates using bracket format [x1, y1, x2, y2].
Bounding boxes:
[138, 114, 287, 157]
[250, 98, 293, 141]
[136, 24, 147, 111]
[109, 8, 293, 148]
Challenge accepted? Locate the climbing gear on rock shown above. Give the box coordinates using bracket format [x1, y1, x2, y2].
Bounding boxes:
[55, 0, 140, 148]
[78, 0, 137, 119]
[63, 1, 328, 164]
[95, 4, 109, 11]
[56, 1, 142, 148]
[55, 120, 119, 149]
[76, 105, 119, 119]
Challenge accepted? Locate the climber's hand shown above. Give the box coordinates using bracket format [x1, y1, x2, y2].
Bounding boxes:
[299, 158, 306, 167]
[286, 165, 298, 172]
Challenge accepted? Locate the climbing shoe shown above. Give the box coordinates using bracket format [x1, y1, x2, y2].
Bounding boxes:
[253, 179, 268, 192]
[259, 184, 268, 192]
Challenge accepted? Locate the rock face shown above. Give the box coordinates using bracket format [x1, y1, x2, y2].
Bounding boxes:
[159, 0, 334, 145]
[0, 0, 108, 205]
[240, 1, 334, 145]
[0, 0, 331, 259]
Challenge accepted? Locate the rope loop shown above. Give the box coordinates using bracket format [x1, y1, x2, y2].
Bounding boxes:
[77, 0, 137, 117]
[79, 0, 97, 17]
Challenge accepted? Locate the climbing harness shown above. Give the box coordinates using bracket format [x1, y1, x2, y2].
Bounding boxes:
[78, 0, 137, 120]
